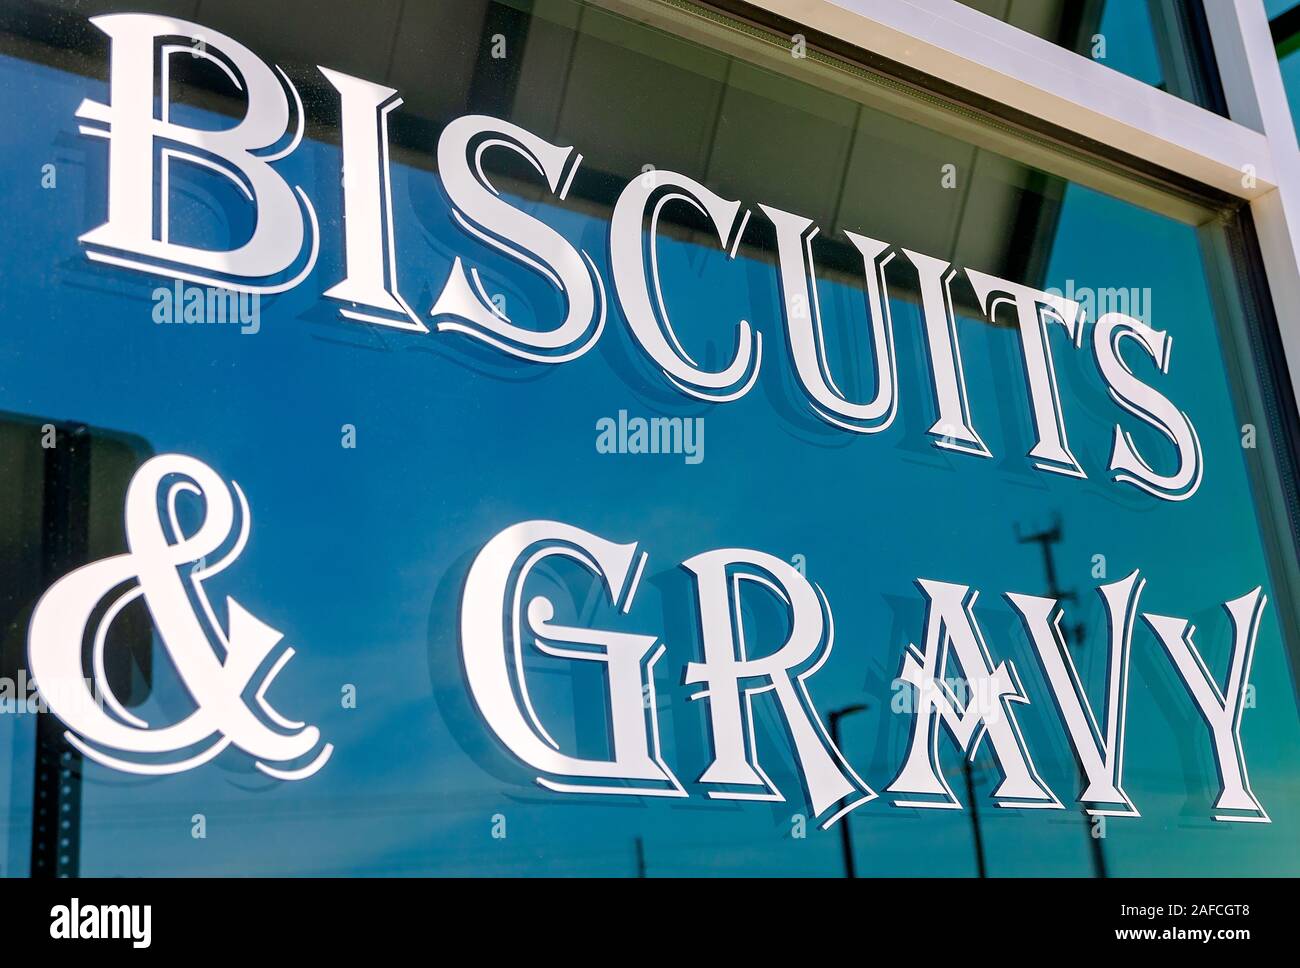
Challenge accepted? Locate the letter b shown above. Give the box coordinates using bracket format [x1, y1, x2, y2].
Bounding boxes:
[77, 14, 315, 290]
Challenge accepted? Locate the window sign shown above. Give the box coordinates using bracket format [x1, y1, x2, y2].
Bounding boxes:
[0, 0, 1297, 876]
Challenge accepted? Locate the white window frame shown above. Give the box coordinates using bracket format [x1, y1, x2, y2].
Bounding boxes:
[746, 0, 1300, 408]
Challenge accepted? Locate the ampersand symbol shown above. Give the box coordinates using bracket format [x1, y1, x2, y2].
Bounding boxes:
[28, 453, 332, 779]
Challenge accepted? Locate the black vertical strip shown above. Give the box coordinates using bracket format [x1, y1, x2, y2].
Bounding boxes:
[1273, 4, 1300, 59]
[1002, 169, 1064, 289]
[1174, 0, 1230, 118]
[1227, 213, 1300, 550]
[31, 424, 89, 880]
[466, 1, 534, 117]
[962, 758, 986, 878]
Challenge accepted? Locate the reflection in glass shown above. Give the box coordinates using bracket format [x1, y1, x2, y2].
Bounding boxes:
[0, 0, 1294, 876]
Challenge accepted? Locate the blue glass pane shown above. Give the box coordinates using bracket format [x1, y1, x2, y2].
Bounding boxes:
[0, 0, 1294, 877]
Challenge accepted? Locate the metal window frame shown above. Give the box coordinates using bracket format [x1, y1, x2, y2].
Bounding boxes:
[743, 0, 1300, 410]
